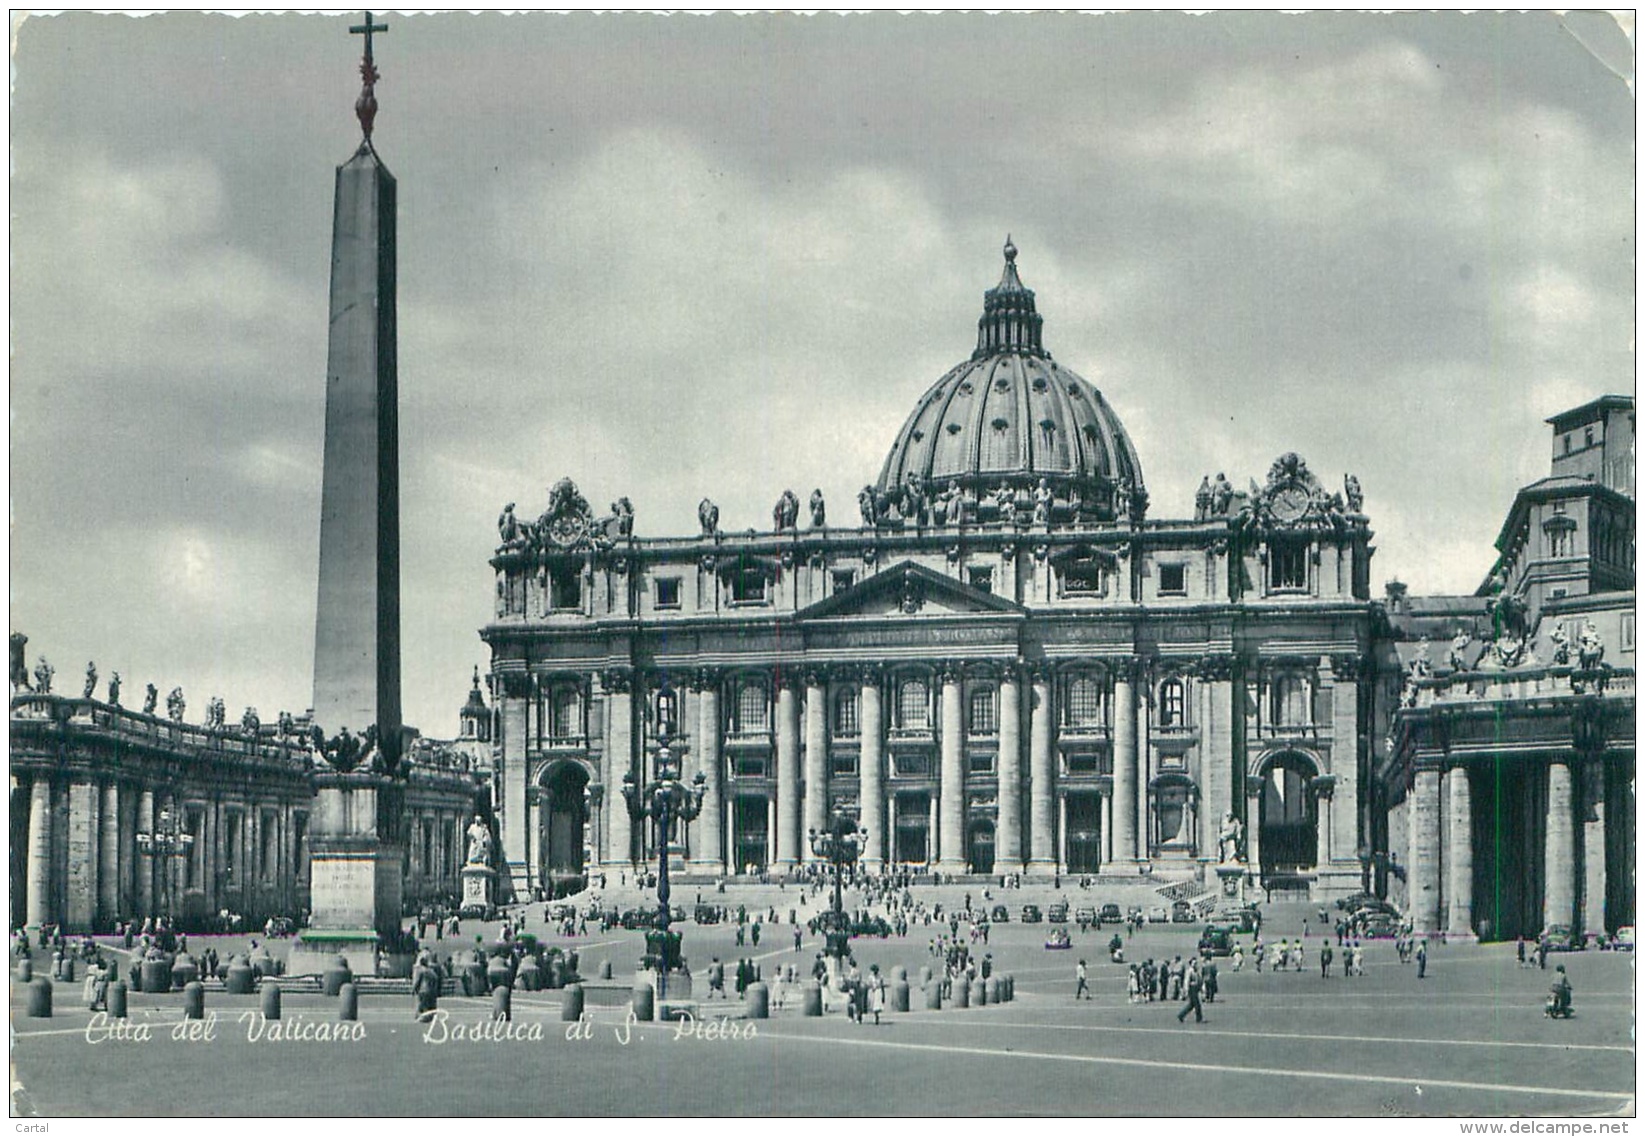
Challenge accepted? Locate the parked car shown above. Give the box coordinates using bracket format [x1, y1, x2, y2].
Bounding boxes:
[1171, 899, 1196, 924]
[1021, 904, 1043, 924]
[693, 904, 721, 924]
[1048, 902, 1070, 923]
[1359, 913, 1400, 939]
[1146, 905, 1169, 923]
[1074, 906, 1098, 927]
[1541, 925, 1584, 953]
[1350, 900, 1400, 921]
[1336, 891, 1377, 912]
[990, 904, 1010, 923]
[1213, 905, 1259, 934]
[1198, 925, 1235, 956]
[1612, 926, 1635, 951]
[1099, 903, 1123, 925]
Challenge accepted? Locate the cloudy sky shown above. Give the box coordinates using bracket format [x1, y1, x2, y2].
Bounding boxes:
[10, 11, 1635, 735]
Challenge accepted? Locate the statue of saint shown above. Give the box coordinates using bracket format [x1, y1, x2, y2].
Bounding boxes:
[241, 706, 260, 736]
[1033, 478, 1053, 525]
[9, 633, 28, 691]
[1194, 476, 1212, 521]
[611, 497, 635, 537]
[902, 473, 927, 526]
[107, 672, 121, 706]
[1211, 473, 1233, 516]
[773, 490, 799, 531]
[1343, 474, 1364, 513]
[166, 687, 185, 722]
[33, 658, 53, 695]
[858, 485, 878, 526]
[809, 489, 826, 528]
[497, 502, 520, 545]
[1549, 622, 1571, 666]
[1218, 813, 1244, 863]
[698, 497, 720, 535]
[143, 684, 159, 715]
[83, 661, 98, 700]
[1447, 631, 1472, 672]
[466, 815, 494, 867]
[1578, 620, 1605, 670]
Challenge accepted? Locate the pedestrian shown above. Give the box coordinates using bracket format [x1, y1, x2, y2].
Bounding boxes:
[1320, 942, 1333, 978]
[1177, 961, 1204, 1024]
[411, 952, 440, 1021]
[1416, 939, 1428, 979]
[1537, 937, 1549, 970]
[1203, 957, 1219, 1003]
[1231, 945, 1244, 972]
[708, 956, 725, 999]
[867, 964, 885, 1025]
[1127, 964, 1140, 1004]
[1516, 935, 1527, 968]
[1075, 958, 1091, 1000]
[794, 928, 803, 952]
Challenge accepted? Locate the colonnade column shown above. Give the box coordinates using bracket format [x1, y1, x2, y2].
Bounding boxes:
[1444, 763, 1474, 938]
[1543, 758, 1577, 933]
[690, 670, 724, 873]
[1112, 664, 1137, 862]
[1581, 762, 1607, 937]
[602, 669, 634, 869]
[26, 777, 53, 931]
[1100, 793, 1113, 864]
[803, 670, 828, 861]
[1328, 655, 1361, 864]
[136, 788, 155, 918]
[859, 669, 885, 869]
[66, 780, 99, 931]
[938, 664, 966, 872]
[775, 674, 801, 867]
[1244, 781, 1263, 876]
[99, 782, 121, 925]
[1410, 767, 1442, 937]
[1027, 664, 1055, 873]
[996, 665, 1023, 869]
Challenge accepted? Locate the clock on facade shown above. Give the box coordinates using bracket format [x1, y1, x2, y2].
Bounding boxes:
[1268, 486, 1311, 525]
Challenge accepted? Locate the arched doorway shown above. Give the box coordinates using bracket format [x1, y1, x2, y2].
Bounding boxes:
[967, 819, 996, 875]
[1258, 752, 1318, 874]
[537, 761, 590, 899]
[1065, 793, 1102, 873]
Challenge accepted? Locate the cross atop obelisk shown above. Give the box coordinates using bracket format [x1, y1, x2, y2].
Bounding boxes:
[350, 10, 388, 140]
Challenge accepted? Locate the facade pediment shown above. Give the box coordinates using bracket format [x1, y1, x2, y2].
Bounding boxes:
[797, 560, 1025, 621]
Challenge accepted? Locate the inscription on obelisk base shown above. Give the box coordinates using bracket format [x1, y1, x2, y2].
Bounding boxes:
[289, 773, 405, 976]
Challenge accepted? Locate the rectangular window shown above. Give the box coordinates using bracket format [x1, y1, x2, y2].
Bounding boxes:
[1066, 751, 1100, 775]
[731, 569, 768, 604]
[968, 566, 993, 594]
[734, 755, 768, 778]
[551, 688, 579, 739]
[549, 566, 582, 610]
[893, 752, 930, 778]
[1549, 531, 1569, 558]
[734, 684, 768, 733]
[1158, 563, 1187, 595]
[655, 577, 681, 609]
[1062, 561, 1104, 595]
[833, 692, 859, 736]
[1065, 676, 1104, 727]
[968, 751, 995, 775]
[968, 687, 997, 735]
[832, 569, 856, 593]
[1564, 434, 1572, 455]
[830, 751, 858, 777]
[897, 680, 930, 729]
[1585, 425, 1595, 447]
[1268, 542, 1307, 591]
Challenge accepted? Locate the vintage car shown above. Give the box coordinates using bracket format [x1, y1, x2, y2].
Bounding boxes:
[1197, 925, 1235, 956]
[1171, 899, 1197, 923]
[1044, 927, 1073, 950]
[1213, 904, 1260, 933]
[1021, 904, 1043, 924]
[1612, 926, 1635, 951]
[1358, 912, 1401, 939]
[1146, 905, 1169, 923]
[1541, 924, 1584, 953]
[1074, 906, 1098, 927]
[1047, 902, 1070, 923]
[693, 904, 722, 924]
[990, 904, 1010, 923]
[1099, 903, 1123, 924]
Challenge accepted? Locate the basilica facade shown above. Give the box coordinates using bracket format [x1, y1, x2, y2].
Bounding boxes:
[484, 242, 1385, 903]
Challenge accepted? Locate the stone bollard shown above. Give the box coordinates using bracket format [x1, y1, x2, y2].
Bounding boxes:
[491, 985, 512, 1022]
[338, 982, 358, 1022]
[517, 958, 540, 992]
[891, 980, 910, 1012]
[16, 957, 31, 983]
[986, 976, 1001, 1004]
[1005, 975, 1015, 1002]
[954, 980, 970, 1009]
[599, 959, 613, 980]
[923, 981, 942, 1010]
[745, 981, 769, 1019]
[171, 955, 197, 991]
[140, 958, 168, 994]
[631, 981, 655, 1022]
[224, 959, 255, 995]
[561, 983, 584, 1022]
[184, 981, 205, 1020]
[109, 981, 128, 1019]
[468, 961, 489, 996]
[971, 979, 986, 1007]
[261, 982, 282, 1021]
[322, 965, 352, 998]
[487, 958, 514, 991]
[890, 964, 907, 984]
[26, 977, 52, 1018]
[801, 980, 823, 1017]
[59, 957, 74, 984]
[919, 965, 932, 988]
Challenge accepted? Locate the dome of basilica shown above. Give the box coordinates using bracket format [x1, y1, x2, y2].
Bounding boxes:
[872, 240, 1146, 527]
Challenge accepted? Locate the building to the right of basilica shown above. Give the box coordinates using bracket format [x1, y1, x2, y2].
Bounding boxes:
[482, 240, 1389, 908]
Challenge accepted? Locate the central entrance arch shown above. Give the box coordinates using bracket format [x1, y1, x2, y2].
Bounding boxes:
[967, 819, 995, 875]
[537, 760, 590, 899]
[1257, 751, 1318, 874]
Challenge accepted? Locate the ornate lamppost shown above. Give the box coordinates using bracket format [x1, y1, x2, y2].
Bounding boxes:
[136, 804, 195, 920]
[809, 807, 866, 961]
[621, 733, 706, 977]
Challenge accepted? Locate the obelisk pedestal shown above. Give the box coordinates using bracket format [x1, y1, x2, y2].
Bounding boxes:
[289, 772, 405, 976]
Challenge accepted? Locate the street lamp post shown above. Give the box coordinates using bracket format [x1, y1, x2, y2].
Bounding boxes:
[809, 808, 866, 961]
[136, 804, 195, 921]
[621, 733, 706, 976]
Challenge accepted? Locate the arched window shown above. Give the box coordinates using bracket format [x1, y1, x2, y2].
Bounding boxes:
[732, 680, 768, 734]
[833, 690, 859, 736]
[1267, 674, 1308, 727]
[1065, 675, 1104, 728]
[968, 687, 997, 735]
[550, 687, 580, 740]
[1158, 678, 1186, 727]
[897, 679, 929, 730]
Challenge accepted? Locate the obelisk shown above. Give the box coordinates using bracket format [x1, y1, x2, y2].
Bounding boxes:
[294, 12, 405, 975]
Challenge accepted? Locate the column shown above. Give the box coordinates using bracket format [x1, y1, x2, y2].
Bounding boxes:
[938, 664, 966, 871]
[996, 666, 1023, 868]
[860, 671, 885, 868]
[803, 670, 828, 861]
[1058, 795, 1068, 871]
[99, 782, 121, 924]
[1445, 763, 1474, 939]
[1245, 782, 1263, 877]
[1027, 665, 1056, 873]
[26, 777, 53, 930]
[1581, 762, 1607, 937]
[1328, 656, 1361, 863]
[690, 672, 724, 872]
[136, 788, 155, 918]
[775, 675, 801, 867]
[1411, 767, 1442, 937]
[1112, 665, 1137, 862]
[767, 796, 778, 867]
[501, 674, 530, 874]
[1101, 793, 1113, 864]
[66, 781, 99, 931]
[603, 670, 634, 869]
[1543, 759, 1577, 933]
